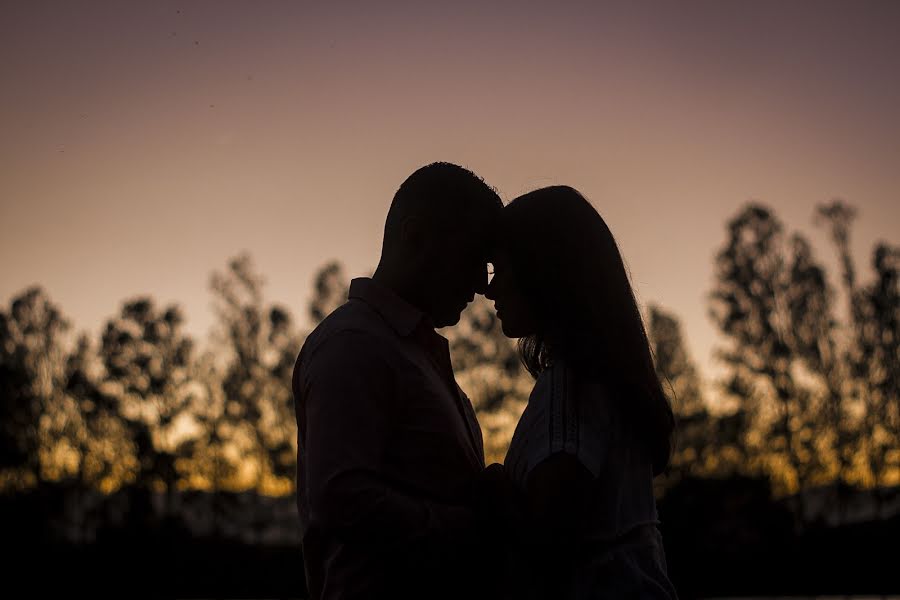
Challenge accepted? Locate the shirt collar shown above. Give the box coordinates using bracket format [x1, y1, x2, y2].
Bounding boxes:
[348, 277, 429, 337]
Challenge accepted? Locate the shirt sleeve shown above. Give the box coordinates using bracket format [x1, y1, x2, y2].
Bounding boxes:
[297, 330, 474, 546]
[526, 361, 608, 479]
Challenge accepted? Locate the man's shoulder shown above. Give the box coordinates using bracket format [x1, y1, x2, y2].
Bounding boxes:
[298, 299, 399, 368]
[307, 299, 384, 341]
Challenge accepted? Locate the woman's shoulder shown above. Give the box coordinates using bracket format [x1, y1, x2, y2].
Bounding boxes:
[532, 360, 615, 414]
[528, 360, 613, 459]
[507, 365, 616, 484]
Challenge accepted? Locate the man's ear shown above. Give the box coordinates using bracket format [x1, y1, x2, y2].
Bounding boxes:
[399, 215, 428, 253]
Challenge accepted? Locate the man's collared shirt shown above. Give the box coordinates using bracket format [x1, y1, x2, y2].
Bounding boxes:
[293, 277, 485, 600]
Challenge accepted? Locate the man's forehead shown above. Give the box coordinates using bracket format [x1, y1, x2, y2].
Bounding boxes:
[449, 222, 496, 255]
[465, 205, 501, 235]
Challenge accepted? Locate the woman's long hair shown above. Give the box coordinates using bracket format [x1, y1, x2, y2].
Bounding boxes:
[502, 186, 674, 475]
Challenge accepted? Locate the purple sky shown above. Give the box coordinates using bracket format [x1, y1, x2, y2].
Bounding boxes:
[2, 0, 899, 390]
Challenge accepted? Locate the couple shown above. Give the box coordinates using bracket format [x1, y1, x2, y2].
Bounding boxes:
[292, 162, 678, 599]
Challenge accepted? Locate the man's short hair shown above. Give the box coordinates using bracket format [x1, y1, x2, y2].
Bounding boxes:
[383, 162, 503, 244]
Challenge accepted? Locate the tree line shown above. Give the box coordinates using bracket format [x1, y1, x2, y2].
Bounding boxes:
[1, 200, 897, 523]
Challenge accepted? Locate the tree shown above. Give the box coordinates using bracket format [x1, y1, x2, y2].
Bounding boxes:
[709, 205, 840, 498]
[852, 243, 900, 488]
[710, 200, 900, 507]
[813, 200, 866, 490]
[0, 287, 70, 489]
[649, 305, 705, 416]
[178, 347, 242, 536]
[97, 298, 196, 514]
[649, 305, 717, 481]
[650, 305, 757, 488]
[210, 254, 302, 496]
[62, 332, 129, 493]
[185, 350, 234, 491]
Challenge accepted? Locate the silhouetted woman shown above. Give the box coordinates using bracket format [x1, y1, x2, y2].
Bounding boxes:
[484, 186, 678, 599]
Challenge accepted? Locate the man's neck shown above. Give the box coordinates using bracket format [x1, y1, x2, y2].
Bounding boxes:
[372, 263, 431, 324]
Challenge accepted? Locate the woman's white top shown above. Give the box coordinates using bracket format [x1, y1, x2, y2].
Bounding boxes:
[503, 360, 678, 598]
[505, 359, 660, 542]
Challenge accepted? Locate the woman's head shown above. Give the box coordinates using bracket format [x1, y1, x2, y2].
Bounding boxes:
[485, 186, 674, 474]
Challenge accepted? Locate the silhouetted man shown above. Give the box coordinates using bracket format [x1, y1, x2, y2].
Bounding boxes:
[292, 163, 502, 600]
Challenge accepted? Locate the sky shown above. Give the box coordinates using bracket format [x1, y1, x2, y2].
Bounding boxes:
[2, 0, 899, 387]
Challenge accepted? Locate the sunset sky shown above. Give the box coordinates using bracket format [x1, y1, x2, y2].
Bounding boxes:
[2, 0, 899, 386]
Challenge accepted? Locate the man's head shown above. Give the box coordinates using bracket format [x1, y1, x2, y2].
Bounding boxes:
[376, 162, 502, 328]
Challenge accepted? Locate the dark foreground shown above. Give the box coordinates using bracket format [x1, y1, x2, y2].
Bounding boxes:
[5, 477, 899, 599]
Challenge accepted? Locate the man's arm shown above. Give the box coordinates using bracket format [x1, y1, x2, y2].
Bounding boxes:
[299, 330, 474, 546]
